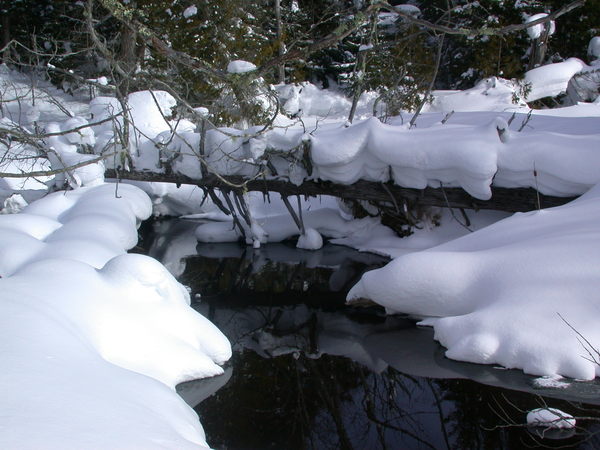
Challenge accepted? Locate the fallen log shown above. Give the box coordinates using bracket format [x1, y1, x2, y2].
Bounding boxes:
[105, 169, 577, 213]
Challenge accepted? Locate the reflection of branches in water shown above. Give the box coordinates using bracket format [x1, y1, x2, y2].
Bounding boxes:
[428, 380, 452, 450]
[296, 355, 447, 449]
[484, 394, 600, 449]
[181, 253, 385, 306]
[195, 303, 600, 449]
[438, 377, 600, 450]
[370, 370, 443, 449]
[309, 358, 355, 450]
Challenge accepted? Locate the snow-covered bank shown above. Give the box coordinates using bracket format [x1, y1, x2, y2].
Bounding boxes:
[0, 184, 231, 448]
[348, 184, 600, 380]
[111, 103, 600, 201]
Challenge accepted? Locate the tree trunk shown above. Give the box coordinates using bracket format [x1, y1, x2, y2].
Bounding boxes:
[1, 14, 10, 62]
[275, 0, 285, 83]
[104, 169, 577, 213]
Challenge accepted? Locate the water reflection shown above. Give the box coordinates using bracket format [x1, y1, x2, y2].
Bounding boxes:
[140, 219, 600, 449]
[183, 303, 600, 449]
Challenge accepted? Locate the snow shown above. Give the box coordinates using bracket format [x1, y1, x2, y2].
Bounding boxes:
[196, 204, 379, 249]
[524, 58, 587, 101]
[111, 77, 599, 205]
[183, 5, 197, 18]
[333, 208, 510, 258]
[2, 35, 600, 447]
[1, 193, 28, 214]
[0, 183, 231, 448]
[589, 36, 600, 60]
[533, 375, 570, 389]
[426, 77, 526, 112]
[312, 116, 500, 199]
[348, 184, 600, 380]
[428, 59, 588, 108]
[296, 227, 324, 250]
[275, 82, 378, 118]
[526, 408, 575, 429]
[394, 4, 421, 16]
[525, 13, 555, 40]
[226, 60, 257, 74]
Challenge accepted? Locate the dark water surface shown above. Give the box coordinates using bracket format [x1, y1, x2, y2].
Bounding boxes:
[138, 218, 600, 450]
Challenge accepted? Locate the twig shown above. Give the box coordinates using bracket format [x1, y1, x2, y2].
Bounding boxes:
[0, 151, 115, 178]
[440, 182, 472, 232]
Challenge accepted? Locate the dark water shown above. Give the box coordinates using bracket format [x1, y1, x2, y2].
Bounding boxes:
[138, 218, 600, 450]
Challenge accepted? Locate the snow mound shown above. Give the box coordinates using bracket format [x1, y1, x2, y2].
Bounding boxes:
[0, 183, 231, 448]
[297, 227, 323, 250]
[525, 58, 586, 101]
[275, 82, 378, 119]
[428, 77, 525, 112]
[348, 184, 600, 380]
[312, 116, 499, 199]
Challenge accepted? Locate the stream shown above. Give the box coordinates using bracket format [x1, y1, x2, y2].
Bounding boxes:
[137, 218, 600, 450]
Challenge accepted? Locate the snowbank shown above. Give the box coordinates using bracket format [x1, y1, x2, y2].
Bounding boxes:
[311, 114, 600, 198]
[0, 183, 231, 448]
[275, 82, 378, 118]
[144, 100, 600, 204]
[427, 77, 526, 112]
[524, 58, 586, 101]
[348, 184, 600, 380]
[428, 59, 589, 109]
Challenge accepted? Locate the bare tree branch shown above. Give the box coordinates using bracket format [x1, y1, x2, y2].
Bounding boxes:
[378, 0, 585, 37]
[0, 151, 115, 178]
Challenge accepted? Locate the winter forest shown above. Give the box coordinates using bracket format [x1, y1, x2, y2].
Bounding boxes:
[1, 0, 600, 448]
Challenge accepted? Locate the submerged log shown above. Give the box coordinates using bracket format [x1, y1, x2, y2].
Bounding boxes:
[105, 169, 577, 213]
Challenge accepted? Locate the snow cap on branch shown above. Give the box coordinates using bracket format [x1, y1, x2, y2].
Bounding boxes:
[525, 13, 555, 40]
[227, 60, 257, 74]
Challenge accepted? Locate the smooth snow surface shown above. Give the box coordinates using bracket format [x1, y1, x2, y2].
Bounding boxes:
[525, 58, 586, 101]
[296, 227, 324, 250]
[526, 408, 576, 429]
[348, 185, 600, 380]
[0, 183, 231, 449]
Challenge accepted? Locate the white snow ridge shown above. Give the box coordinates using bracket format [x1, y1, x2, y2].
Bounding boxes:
[0, 184, 231, 449]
